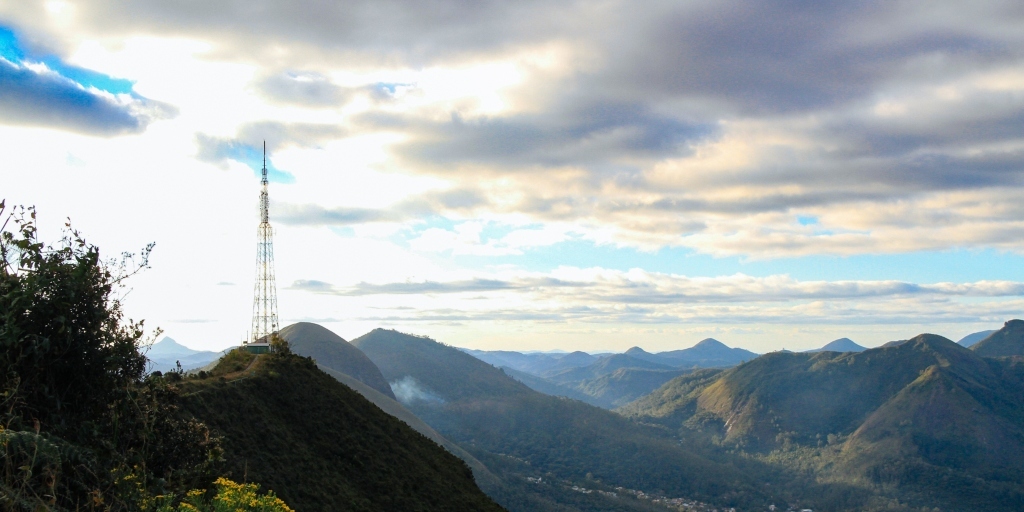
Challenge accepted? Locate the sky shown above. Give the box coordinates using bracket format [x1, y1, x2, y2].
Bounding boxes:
[2, 1, 1024, 353]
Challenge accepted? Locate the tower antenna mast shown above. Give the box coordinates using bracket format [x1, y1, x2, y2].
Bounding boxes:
[250, 141, 279, 347]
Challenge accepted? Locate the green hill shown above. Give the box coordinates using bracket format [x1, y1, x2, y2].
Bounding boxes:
[179, 352, 505, 512]
[353, 329, 530, 402]
[278, 322, 395, 399]
[352, 329, 778, 510]
[544, 354, 676, 383]
[616, 368, 725, 422]
[505, 364, 688, 409]
[501, 365, 596, 403]
[972, 319, 1024, 357]
[622, 334, 1024, 510]
[573, 367, 689, 409]
[278, 322, 498, 486]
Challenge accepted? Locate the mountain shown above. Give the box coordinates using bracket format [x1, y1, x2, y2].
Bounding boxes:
[500, 366, 595, 403]
[616, 368, 725, 422]
[464, 349, 599, 377]
[972, 319, 1024, 357]
[144, 336, 220, 373]
[621, 334, 1024, 511]
[278, 322, 395, 399]
[625, 340, 757, 368]
[463, 349, 561, 374]
[623, 346, 659, 363]
[959, 329, 998, 347]
[146, 336, 200, 358]
[351, 328, 776, 511]
[655, 338, 759, 367]
[574, 367, 690, 408]
[543, 353, 676, 383]
[179, 352, 504, 512]
[552, 350, 598, 370]
[504, 363, 688, 409]
[806, 337, 866, 353]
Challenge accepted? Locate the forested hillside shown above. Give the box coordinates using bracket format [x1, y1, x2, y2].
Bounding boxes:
[180, 351, 505, 512]
[622, 333, 1024, 511]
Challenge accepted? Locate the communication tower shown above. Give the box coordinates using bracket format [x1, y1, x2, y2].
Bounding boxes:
[248, 142, 279, 352]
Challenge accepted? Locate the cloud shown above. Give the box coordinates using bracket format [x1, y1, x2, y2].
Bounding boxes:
[381, 100, 717, 171]
[18, 0, 584, 67]
[324, 271, 1024, 329]
[0, 58, 173, 135]
[274, 203, 401, 225]
[273, 188, 489, 227]
[291, 268, 1024, 303]
[7, 0, 1024, 260]
[255, 71, 400, 108]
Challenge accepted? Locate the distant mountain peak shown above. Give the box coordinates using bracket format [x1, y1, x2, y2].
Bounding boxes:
[625, 346, 651, 355]
[957, 329, 997, 347]
[693, 338, 725, 348]
[146, 336, 201, 357]
[809, 338, 866, 353]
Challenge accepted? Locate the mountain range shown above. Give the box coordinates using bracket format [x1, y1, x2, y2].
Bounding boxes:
[172, 319, 1024, 511]
[468, 338, 757, 410]
[620, 323, 1024, 511]
[624, 338, 759, 367]
[351, 328, 779, 511]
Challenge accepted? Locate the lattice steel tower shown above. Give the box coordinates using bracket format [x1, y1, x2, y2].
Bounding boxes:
[250, 142, 279, 343]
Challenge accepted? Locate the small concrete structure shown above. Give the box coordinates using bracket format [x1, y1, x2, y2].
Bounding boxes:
[243, 342, 271, 354]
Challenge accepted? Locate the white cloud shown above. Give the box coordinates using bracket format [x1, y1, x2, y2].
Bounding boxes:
[3, 0, 1024, 352]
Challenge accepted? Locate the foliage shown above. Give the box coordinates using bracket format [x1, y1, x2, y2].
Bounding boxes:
[209, 349, 256, 377]
[155, 478, 293, 512]
[0, 204, 219, 510]
[179, 354, 505, 512]
[268, 333, 290, 355]
[0, 204, 150, 436]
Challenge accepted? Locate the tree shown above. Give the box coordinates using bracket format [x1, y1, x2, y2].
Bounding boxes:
[0, 203, 150, 436]
[0, 203, 219, 510]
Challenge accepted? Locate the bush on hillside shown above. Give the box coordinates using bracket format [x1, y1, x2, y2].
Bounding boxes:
[0, 204, 221, 510]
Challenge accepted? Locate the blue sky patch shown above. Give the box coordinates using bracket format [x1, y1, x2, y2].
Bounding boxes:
[415, 235, 1024, 284]
[217, 141, 296, 184]
[0, 27, 25, 62]
[0, 25, 134, 95]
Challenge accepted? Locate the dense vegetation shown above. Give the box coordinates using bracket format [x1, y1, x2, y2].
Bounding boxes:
[0, 206, 218, 510]
[178, 352, 505, 512]
[622, 333, 1024, 511]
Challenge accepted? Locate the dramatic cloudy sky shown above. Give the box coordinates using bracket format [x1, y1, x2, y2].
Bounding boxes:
[3, 1, 1024, 352]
